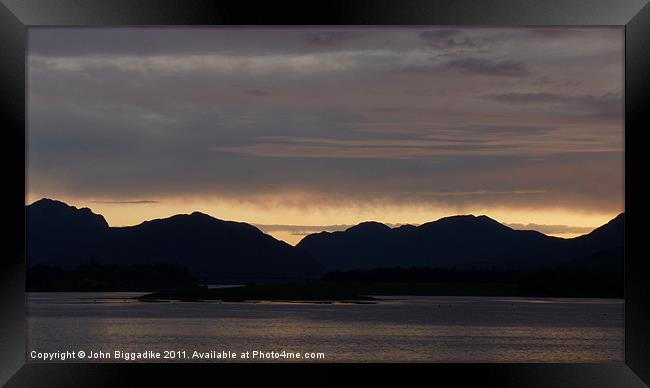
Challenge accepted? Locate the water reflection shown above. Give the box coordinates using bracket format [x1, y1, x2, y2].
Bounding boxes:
[27, 293, 623, 363]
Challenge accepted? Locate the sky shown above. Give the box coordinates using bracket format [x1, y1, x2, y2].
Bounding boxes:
[27, 27, 624, 245]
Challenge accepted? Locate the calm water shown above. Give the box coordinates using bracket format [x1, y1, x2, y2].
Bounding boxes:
[27, 293, 623, 363]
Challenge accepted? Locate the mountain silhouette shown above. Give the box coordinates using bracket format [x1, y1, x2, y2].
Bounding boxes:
[27, 199, 110, 269]
[26, 199, 323, 277]
[296, 213, 624, 271]
[569, 213, 624, 251]
[27, 199, 623, 276]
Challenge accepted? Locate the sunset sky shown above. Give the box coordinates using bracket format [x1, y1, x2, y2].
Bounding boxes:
[27, 27, 624, 245]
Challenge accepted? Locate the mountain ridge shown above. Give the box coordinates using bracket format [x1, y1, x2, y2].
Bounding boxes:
[26, 199, 322, 277]
[296, 212, 623, 271]
[26, 198, 623, 275]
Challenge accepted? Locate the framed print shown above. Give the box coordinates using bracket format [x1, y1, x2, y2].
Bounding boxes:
[1, 0, 648, 386]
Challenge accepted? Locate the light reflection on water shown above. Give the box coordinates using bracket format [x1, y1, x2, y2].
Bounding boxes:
[27, 293, 623, 363]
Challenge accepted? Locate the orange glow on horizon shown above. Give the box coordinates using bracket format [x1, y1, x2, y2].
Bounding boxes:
[26, 193, 622, 246]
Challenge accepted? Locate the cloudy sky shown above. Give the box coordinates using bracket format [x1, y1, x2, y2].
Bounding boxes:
[27, 27, 624, 245]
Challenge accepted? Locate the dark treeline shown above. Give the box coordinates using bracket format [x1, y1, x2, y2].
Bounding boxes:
[323, 267, 524, 282]
[28, 262, 622, 298]
[27, 263, 198, 292]
[323, 266, 623, 298]
[28, 263, 623, 298]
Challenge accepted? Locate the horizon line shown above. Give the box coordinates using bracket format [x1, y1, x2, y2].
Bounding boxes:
[26, 197, 620, 245]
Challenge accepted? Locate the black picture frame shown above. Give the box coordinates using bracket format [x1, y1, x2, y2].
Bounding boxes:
[1, 0, 648, 386]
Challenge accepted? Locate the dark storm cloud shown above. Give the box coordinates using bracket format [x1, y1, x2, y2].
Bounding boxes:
[304, 31, 361, 47]
[29, 28, 371, 57]
[440, 58, 530, 77]
[527, 28, 596, 39]
[28, 28, 238, 56]
[418, 29, 477, 49]
[487, 92, 623, 119]
[27, 27, 624, 215]
[244, 89, 272, 97]
[399, 56, 531, 78]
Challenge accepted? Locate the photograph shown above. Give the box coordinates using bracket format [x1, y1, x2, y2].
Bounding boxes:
[24, 26, 626, 364]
